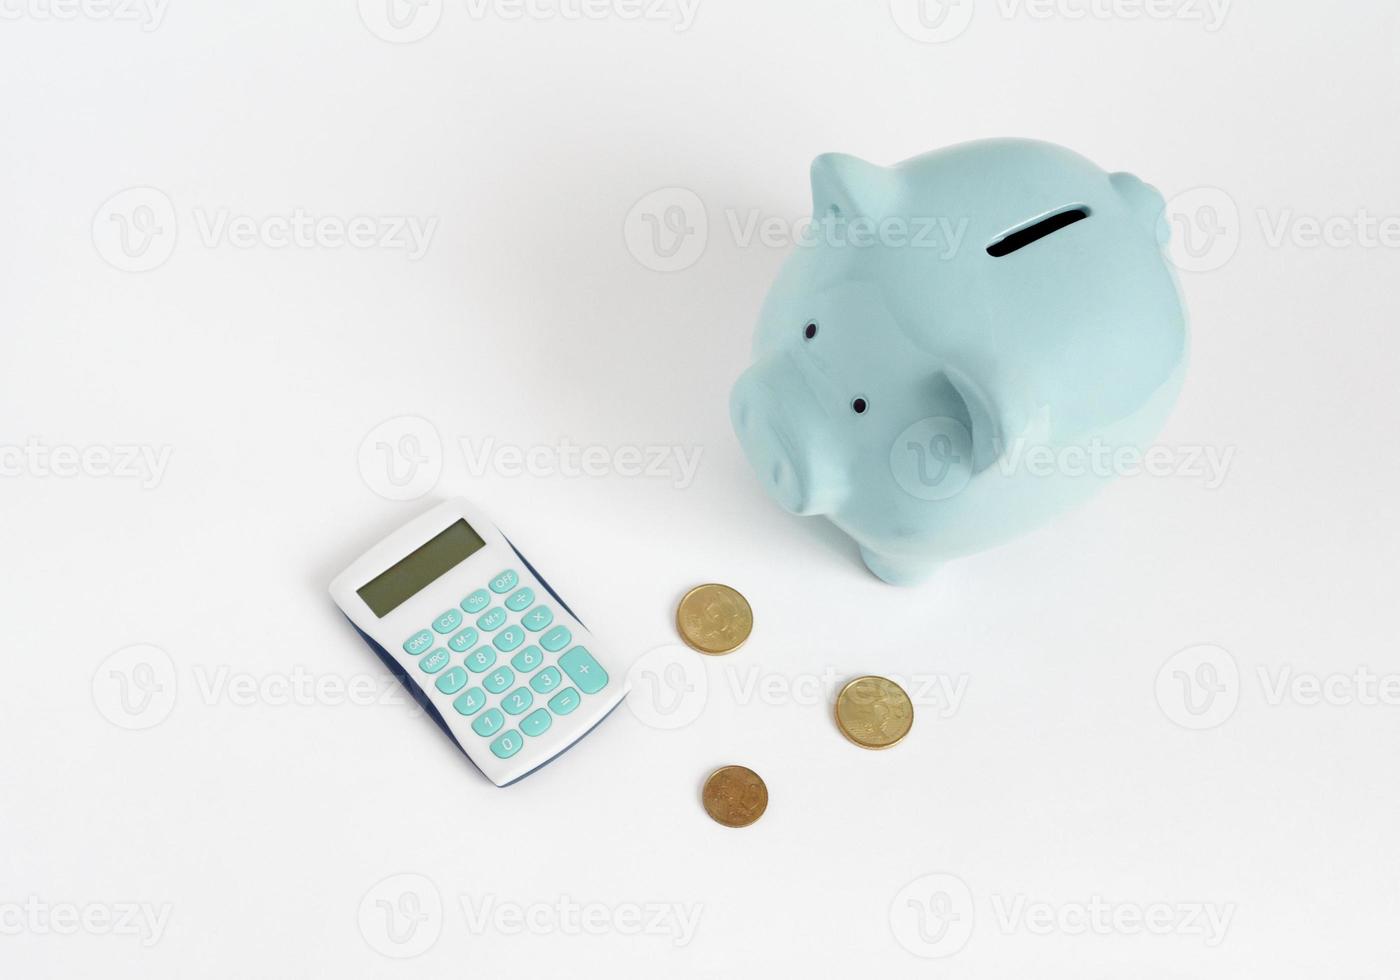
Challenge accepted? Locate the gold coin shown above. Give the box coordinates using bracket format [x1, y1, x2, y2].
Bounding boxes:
[702, 765, 768, 828]
[834, 675, 914, 749]
[676, 584, 753, 655]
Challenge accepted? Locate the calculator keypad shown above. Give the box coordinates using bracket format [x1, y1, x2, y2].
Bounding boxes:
[448, 627, 479, 653]
[433, 608, 463, 634]
[540, 626, 572, 652]
[494, 626, 525, 652]
[396, 567, 613, 759]
[559, 647, 608, 694]
[484, 667, 514, 694]
[420, 649, 451, 674]
[477, 608, 507, 632]
[404, 630, 434, 656]
[522, 606, 554, 632]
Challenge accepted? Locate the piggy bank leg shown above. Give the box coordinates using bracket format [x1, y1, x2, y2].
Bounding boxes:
[859, 547, 942, 586]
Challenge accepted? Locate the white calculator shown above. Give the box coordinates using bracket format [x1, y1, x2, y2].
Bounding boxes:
[329, 499, 628, 786]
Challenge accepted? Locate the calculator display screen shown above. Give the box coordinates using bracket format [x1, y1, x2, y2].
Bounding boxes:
[357, 519, 487, 617]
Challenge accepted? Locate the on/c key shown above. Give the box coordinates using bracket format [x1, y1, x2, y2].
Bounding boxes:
[558, 647, 608, 695]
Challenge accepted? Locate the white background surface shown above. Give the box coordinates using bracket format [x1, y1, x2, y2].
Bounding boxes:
[3, 1, 1398, 976]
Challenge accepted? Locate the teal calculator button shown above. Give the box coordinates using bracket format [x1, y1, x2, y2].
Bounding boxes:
[559, 647, 608, 694]
[484, 667, 514, 694]
[530, 666, 562, 694]
[540, 625, 572, 652]
[477, 607, 507, 632]
[502, 687, 534, 715]
[403, 630, 434, 656]
[432, 608, 463, 634]
[490, 729, 523, 759]
[505, 587, 534, 612]
[490, 569, 519, 594]
[511, 645, 544, 673]
[520, 709, 552, 737]
[494, 625, 525, 652]
[466, 647, 497, 673]
[448, 627, 479, 653]
[419, 648, 450, 674]
[461, 589, 491, 614]
[453, 688, 486, 716]
[435, 666, 468, 695]
[522, 606, 554, 632]
[548, 687, 581, 715]
[472, 708, 504, 737]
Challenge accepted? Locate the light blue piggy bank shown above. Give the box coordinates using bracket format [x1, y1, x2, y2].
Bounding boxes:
[730, 139, 1188, 585]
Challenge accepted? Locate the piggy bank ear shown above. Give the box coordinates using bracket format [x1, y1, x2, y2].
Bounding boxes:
[811, 153, 899, 221]
[1110, 171, 1170, 246]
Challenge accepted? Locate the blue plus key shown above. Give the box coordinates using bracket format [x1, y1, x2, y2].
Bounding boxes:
[403, 630, 434, 656]
[520, 709, 552, 737]
[559, 647, 608, 694]
[540, 626, 572, 652]
[490, 730, 523, 759]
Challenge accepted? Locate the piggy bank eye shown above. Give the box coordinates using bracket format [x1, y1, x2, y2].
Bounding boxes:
[851, 397, 868, 415]
[803, 321, 818, 341]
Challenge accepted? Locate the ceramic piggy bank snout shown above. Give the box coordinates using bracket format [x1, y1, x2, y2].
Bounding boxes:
[731, 359, 848, 517]
[730, 139, 1189, 586]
